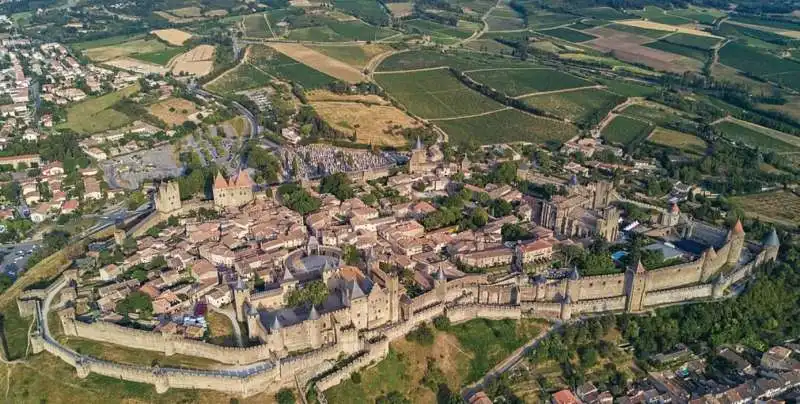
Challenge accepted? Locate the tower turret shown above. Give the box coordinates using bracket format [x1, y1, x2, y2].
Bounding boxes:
[232, 277, 250, 323]
[762, 227, 780, 262]
[726, 219, 745, 265]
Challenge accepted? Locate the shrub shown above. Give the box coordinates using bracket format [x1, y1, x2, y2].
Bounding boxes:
[406, 323, 435, 346]
[433, 315, 451, 331]
[275, 388, 296, 404]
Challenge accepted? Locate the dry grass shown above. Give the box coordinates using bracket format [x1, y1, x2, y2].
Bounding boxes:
[169, 6, 203, 18]
[386, 2, 414, 17]
[647, 127, 707, 154]
[169, 45, 215, 77]
[84, 38, 169, 62]
[205, 9, 229, 17]
[206, 312, 236, 347]
[615, 19, 723, 37]
[268, 43, 364, 83]
[311, 101, 421, 147]
[306, 89, 389, 104]
[151, 28, 192, 46]
[224, 116, 250, 137]
[148, 97, 199, 126]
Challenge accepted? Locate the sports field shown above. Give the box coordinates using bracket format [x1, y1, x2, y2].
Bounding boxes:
[376, 69, 505, 119]
[435, 109, 579, 145]
[465, 68, 594, 97]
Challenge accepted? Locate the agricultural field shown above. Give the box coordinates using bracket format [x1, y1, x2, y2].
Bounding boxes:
[287, 20, 398, 42]
[718, 42, 800, 90]
[268, 43, 364, 83]
[435, 108, 579, 145]
[585, 26, 704, 73]
[644, 32, 719, 61]
[248, 45, 338, 89]
[465, 68, 594, 97]
[485, 6, 526, 31]
[578, 7, 628, 20]
[730, 190, 800, 227]
[60, 84, 140, 134]
[729, 14, 800, 32]
[464, 39, 515, 54]
[645, 40, 709, 61]
[82, 38, 173, 62]
[710, 63, 777, 95]
[169, 45, 215, 77]
[713, 119, 800, 152]
[450, 0, 497, 15]
[377, 49, 534, 72]
[620, 103, 697, 127]
[521, 88, 624, 123]
[71, 34, 145, 51]
[131, 46, 186, 65]
[151, 28, 192, 46]
[307, 44, 391, 68]
[376, 68, 504, 119]
[603, 23, 671, 39]
[612, 20, 717, 37]
[306, 89, 388, 104]
[596, 78, 660, 97]
[312, 101, 421, 147]
[756, 96, 800, 121]
[662, 33, 722, 49]
[539, 27, 597, 42]
[631, 6, 692, 25]
[601, 115, 653, 145]
[385, 2, 413, 18]
[205, 63, 273, 93]
[147, 98, 199, 127]
[242, 13, 271, 38]
[668, 6, 725, 25]
[404, 19, 476, 44]
[332, 0, 389, 26]
[647, 127, 707, 155]
[527, 10, 579, 29]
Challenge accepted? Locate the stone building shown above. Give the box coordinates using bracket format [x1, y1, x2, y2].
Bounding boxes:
[536, 179, 620, 242]
[154, 181, 181, 214]
[213, 171, 255, 208]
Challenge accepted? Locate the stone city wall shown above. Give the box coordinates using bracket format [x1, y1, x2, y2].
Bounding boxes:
[642, 284, 713, 307]
[571, 296, 627, 314]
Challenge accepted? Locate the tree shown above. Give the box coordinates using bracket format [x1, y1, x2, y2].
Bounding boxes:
[501, 223, 532, 242]
[491, 161, 518, 184]
[342, 244, 359, 265]
[278, 183, 321, 215]
[490, 199, 513, 217]
[319, 173, 354, 200]
[286, 280, 328, 307]
[116, 291, 153, 319]
[376, 392, 411, 404]
[469, 207, 489, 228]
[275, 388, 296, 404]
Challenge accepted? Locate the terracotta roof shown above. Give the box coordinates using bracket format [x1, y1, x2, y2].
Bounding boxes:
[732, 219, 744, 234]
[213, 173, 228, 189]
[636, 259, 646, 273]
[234, 170, 254, 187]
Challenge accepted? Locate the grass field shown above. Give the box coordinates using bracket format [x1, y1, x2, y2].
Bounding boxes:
[521, 89, 624, 123]
[601, 115, 653, 145]
[663, 33, 721, 49]
[60, 84, 140, 133]
[607, 23, 672, 38]
[713, 119, 800, 152]
[540, 27, 598, 42]
[242, 13, 270, 38]
[645, 35, 714, 61]
[71, 34, 146, 51]
[730, 15, 800, 31]
[332, 0, 389, 26]
[376, 69, 504, 119]
[718, 42, 800, 81]
[527, 10, 579, 29]
[668, 6, 724, 25]
[307, 44, 390, 68]
[485, 6, 526, 31]
[288, 20, 397, 42]
[205, 63, 273, 93]
[648, 127, 707, 154]
[83, 38, 173, 62]
[632, 6, 692, 25]
[730, 190, 800, 227]
[621, 103, 696, 127]
[147, 97, 198, 126]
[465, 68, 594, 97]
[578, 7, 628, 20]
[312, 101, 419, 147]
[377, 50, 534, 72]
[325, 318, 544, 404]
[249, 45, 338, 89]
[435, 108, 579, 145]
[131, 46, 186, 65]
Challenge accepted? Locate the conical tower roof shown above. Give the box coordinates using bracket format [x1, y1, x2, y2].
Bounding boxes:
[213, 172, 228, 189]
[270, 316, 281, 331]
[705, 246, 717, 259]
[309, 305, 320, 321]
[763, 228, 780, 247]
[732, 219, 744, 234]
[436, 267, 446, 281]
[635, 259, 646, 274]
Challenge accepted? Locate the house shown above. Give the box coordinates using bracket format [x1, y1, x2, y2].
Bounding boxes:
[552, 389, 581, 404]
[42, 161, 64, 176]
[61, 199, 79, 214]
[99, 264, 122, 281]
[83, 177, 103, 200]
[30, 203, 50, 223]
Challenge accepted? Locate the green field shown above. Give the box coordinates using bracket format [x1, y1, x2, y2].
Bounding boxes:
[288, 20, 397, 42]
[332, 0, 390, 26]
[205, 63, 273, 93]
[663, 33, 721, 49]
[719, 42, 800, 84]
[632, 6, 692, 25]
[248, 46, 337, 89]
[521, 89, 624, 123]
[714, 120, 800, 152]
[668, 7, 723, 24]
[717, 23, 785, 50]
[527, 10, 579, 29]
[404, 19, 475, 44]
[648, 127, 707, 154]
[578, 6, 628, 20]
[608, 23, 672, 38]
[601, 115, 654, 145]
[60, 84, 140, 133]
[377, 49, 534, 72]
[377, 69, 504, 119]
[466, 68, 594, 96]
[485, 7, 526, 31]
[597, 78, 660, 97]
[130, 46, 186, 65]
[71, 34, 146, 50]
[621, 103, 697, 127]
[645, 40, 710, 61]
[540, 27, 597, 42]
[730, 15, 800, 31]
[243, 13, 271, 38]
[435, 109, 579, 145]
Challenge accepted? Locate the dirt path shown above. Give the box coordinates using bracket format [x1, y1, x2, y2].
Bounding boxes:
[591, 96, 643, 136]
[365, 49, 406, 78]
[373, 66, 450, 75]
[710, 116, 729, 125]
[512, 84, 606, 99]
[711, 38, 731, 66]
[204, 46, 251, 89]
[451, 0, 501, 48]
[427, 107, 511, 121]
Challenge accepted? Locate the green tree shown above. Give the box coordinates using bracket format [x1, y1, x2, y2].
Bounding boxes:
[275, 388, 296, 404]
[319, 173, 354, 200]
[116, 291, 153, 319]
[286, 280, 329, 307]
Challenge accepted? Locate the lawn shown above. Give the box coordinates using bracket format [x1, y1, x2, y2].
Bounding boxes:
[307, 44, 390, 68]
[130, 46, 186, 65]
[601, 115, 653, 145]
[205, 63, 273, 93]
[718, 42, 800, 78]
[539, 27, 598, 43]
[521, 88, 624, 123]
[377, 69, 504, 119]
[60, 84, 140, 133]
[243, 13, 271, 38]
[466, 68, 594, 97]
[648, 127, 707, 154]
[377, 49, 535, 72]
[713, 120, 800, 152]
[435, 108, 579, 145]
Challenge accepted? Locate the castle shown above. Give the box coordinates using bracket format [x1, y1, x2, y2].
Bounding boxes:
[154, 181, 181, 214]
[535, 179, 620, 242]
[212, 171, 255, 208]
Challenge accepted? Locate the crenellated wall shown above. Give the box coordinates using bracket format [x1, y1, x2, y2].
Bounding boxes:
[642, 284, 713, 307]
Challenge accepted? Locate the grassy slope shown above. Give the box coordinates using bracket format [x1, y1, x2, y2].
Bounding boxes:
[58, 83, 140, 134]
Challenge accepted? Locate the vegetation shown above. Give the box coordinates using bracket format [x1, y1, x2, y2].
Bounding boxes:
[59, 84, 140, 133]
[319, 173, 354, 200]
[435, 109, 579, 146]
[601, 115, 654, 146]
[465, 68, 593, 97]
[115, 291, 154, 319]
[278, 183, 322, 215]
[540, 27, 597, 42]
